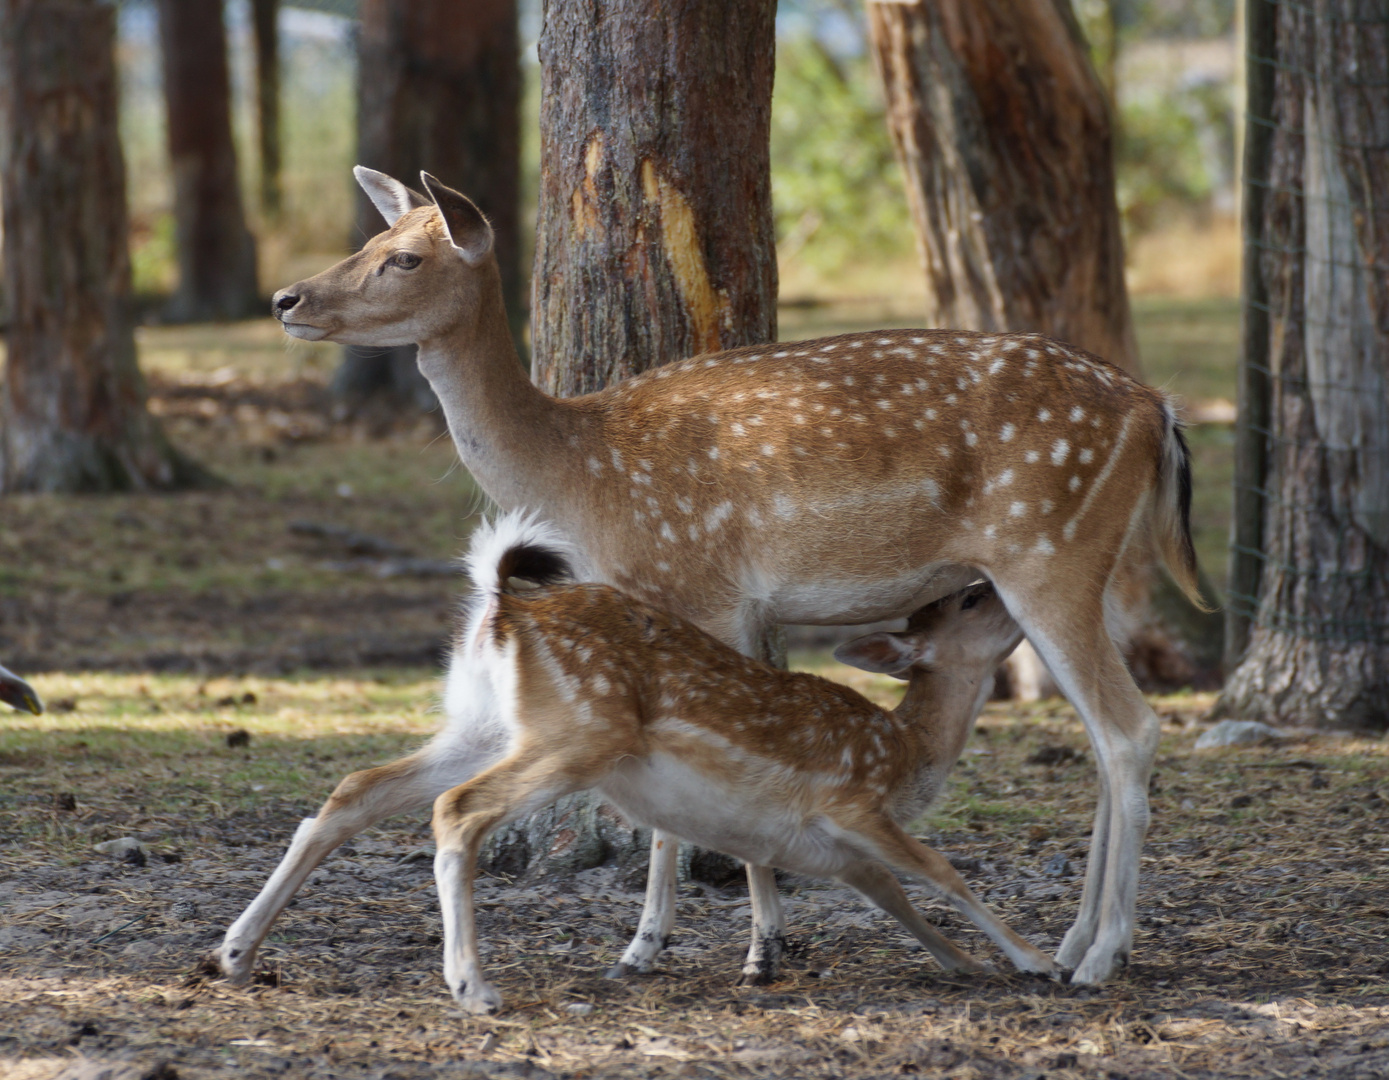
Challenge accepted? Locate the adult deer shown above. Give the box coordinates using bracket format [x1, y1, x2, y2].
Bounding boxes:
[240, 168, 1206, 987]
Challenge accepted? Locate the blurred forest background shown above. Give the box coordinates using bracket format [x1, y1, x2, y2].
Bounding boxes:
[115, 0, 1242, 306]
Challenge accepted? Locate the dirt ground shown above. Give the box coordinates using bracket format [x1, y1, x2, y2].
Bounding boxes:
[2, 307, 1385, 1079]
[2, 690, 1386, 1080]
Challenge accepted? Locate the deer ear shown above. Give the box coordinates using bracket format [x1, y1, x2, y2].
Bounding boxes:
[421, 172, 494, 266]
[354, 166, 428, 226]
[834, 633, 934, 675]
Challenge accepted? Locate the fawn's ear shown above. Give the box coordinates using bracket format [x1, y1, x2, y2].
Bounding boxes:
[421, 172, 494, 266]
[834, 633, 935, 675]
[354, 166, 429, 226]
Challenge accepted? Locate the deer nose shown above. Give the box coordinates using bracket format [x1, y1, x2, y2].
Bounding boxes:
[272, 289, 301, 316]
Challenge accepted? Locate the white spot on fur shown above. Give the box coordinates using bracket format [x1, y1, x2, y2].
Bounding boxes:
[1070, 406, 1085, 423]
[1051, 440, 1070, 466]
[1010, 501, 1026, 517]
[1033, 537, 1055, 555]
[1079, 447, 1094, 464]
[999, 423, 1015, 442]
[705, 501, 734, 531]
[1037, 408, 1051, 422]
[1069, 475, 1082, 491]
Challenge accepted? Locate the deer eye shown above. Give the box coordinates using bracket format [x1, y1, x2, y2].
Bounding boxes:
[387, 252, 422, 270]
[960, 592, 981, 610]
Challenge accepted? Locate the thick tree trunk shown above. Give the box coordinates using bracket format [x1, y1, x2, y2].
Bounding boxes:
[251, 0, 282, 220]
[486, 0, 778, 881]
[0, 0, 206, 493]
[334, 0, 522, 415]
[1218, 1, 1389, 732]
[158, 0, 260, 322]
[866, 0, 1138, 375]
[531, 0, 778, 395]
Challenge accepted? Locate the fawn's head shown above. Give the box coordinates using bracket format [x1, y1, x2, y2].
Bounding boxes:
[834, 581, 1023, 679]
[271, 169, 501, 348]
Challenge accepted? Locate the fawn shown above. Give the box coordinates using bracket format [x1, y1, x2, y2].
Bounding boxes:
[422, 513, 1053, 1013]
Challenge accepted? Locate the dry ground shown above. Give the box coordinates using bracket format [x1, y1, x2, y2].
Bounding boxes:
[1, 679, 1386, 1080]
[5, 297, 1384, 1079]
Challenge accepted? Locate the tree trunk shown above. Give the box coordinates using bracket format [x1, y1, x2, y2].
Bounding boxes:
[158, 0, 260, 322]
[530, 0, 778, 396]
[1218, 0, 1389, 732]
[334, 0, 522, 415]
[866, 0, 1138, 375]
[0, 0, 206, 493]
[483, 0, 778, 882]
[251, 0, 282, 220]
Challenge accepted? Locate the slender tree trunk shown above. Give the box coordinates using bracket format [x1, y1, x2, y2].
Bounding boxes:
[334, 0, 522, 415]
[158, 0, 260, 322]
[1219, 0, 1389, 732]
[0, 0, 205, 493]
[483, 0, 779, 881]
[251, 0, 282, 220]
[531, 0, 778, 395]
[866, 0, 1138, 375]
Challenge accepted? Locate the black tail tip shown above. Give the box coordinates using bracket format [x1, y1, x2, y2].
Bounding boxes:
[497, 542, 571, 593]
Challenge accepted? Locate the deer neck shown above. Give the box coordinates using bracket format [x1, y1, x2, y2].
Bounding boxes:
[894, 666, 993, 771]
[414, 276, 577, 513]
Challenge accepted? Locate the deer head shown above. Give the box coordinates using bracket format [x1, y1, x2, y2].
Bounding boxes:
[271, 169, 503, 349]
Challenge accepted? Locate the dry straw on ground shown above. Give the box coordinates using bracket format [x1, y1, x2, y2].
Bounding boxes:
[2, 689, 1385, 1080]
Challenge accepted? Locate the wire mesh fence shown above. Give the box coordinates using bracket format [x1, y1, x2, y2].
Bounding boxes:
[1226, 0, 1389, 662]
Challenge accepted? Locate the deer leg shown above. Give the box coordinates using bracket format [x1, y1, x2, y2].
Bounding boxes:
[837, 861, 988, 972]
[1001, 581, 1159, 984]
[607, 830, 679, 978]
[433, 749, 602, 1014]
[859, 817, 1059, 976]
[739, 863, 786, 985]
[220, 741, 487, 984]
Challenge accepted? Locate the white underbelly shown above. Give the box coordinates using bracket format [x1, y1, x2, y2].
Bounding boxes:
[599, 754, 858, 878]
[767, 562, 982, 625]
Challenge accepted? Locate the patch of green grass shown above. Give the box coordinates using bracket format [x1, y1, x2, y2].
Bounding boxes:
[0, 670, 441, 858]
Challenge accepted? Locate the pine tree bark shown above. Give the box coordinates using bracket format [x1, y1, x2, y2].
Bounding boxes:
[0, 0, 204, 493]
[158, 0, 260, 322]
[1219, 0, 1389, 732]
[866, 0, 1138, 375]
[251, 0, 282, 220]
[483, 0, 778, 881]
[334, 0, 522, 414]
[530, 0, 778, 396]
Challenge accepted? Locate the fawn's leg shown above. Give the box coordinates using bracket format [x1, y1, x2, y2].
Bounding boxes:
[433, 749, 604, 1014]
[220, 742, 487, 983]
[608, 831, 679, 978]
[837, 861, 988, 973]
[861, 816, 1059, 977]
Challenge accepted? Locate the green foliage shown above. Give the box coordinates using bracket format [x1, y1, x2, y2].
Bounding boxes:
[129, 212, 176, 298]
[770, 35, 914, 277]
[1117, 80, 1234, 231]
